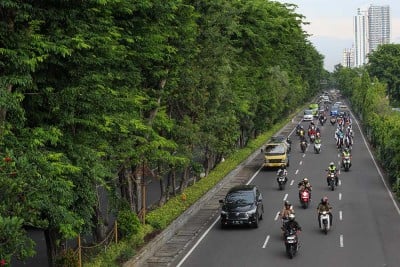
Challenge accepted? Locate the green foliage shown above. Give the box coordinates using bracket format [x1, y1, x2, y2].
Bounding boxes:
[117, 210, 142, 239]
[367, 44, 400, 104]
[0, 216, 35, 263]
[0, 0, 324, 264]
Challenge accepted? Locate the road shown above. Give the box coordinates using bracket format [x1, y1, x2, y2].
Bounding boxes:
[173, 110, 400, 267]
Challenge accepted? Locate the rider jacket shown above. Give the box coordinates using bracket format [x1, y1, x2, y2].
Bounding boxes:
[280, 206, 294, 219]
[342, 151, 351, 158]
[317, 202, 332, 213]
[298, 181, 312, 191]
[328, 166, 337, 173]
[284, 220, 302, 232]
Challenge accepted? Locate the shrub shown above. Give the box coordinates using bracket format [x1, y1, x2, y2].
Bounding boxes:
[117, 210, 141, 239]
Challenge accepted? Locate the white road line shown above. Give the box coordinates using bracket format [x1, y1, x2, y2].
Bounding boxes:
[337, 153, 340, 158]
[295, 169, 299, 175]
[299, 161, 303, 165]
[290, 180, 294, 186]
[350, 110, 400, 216]
[302, 154, 306, 158]
[339, 180, 341, 186]
[275, 211, 280, 221]
[178, 164, 264, 266]
[283, 194, 288, 201]
[262, 235, 270, 248]
[340, 235, 344, 247]
[176, 216, 220, 267]
[339, 193, 342, 200]
[339, 211, 343, 221]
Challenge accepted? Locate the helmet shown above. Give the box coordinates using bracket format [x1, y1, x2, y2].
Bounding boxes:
[330, 162, 334, 166]
[344, 148, 349, 153]
[303, 178, 308, 182]
[322, 196, 328, 203]
[287, 137, 291, 142]
[281, 164, 286, 169]
[284, 200, 291, 207]
[300, 125, 304, 129]
[288, 213, 295, 221]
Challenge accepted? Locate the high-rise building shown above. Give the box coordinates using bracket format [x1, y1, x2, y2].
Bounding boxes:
[354, 9, 369, 67]
[352, 5, 391, 68]
[342, 48, 354, 68]
[368, 5, 390, 52]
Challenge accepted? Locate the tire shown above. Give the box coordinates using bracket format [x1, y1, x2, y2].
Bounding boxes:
[253, 214, 259, 228]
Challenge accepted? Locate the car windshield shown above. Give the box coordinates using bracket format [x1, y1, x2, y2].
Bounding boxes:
[265, 144, 285, 155]
[304, 110, 313, 115]
[225, 191, 254, 205]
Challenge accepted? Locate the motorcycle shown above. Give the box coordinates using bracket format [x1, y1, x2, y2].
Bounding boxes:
[295, 124, 302, 136]
[300, 140, 307, 153]
[319, 116, 325, 126]
[299, 189, 310, 209]
[342, 156, 351, 171]
[330, 117, 336, 125]
[309, 134, 315, 143]
[277, 174, 288, 190]
[319, 211, 331, 234]
[284, 228, 299, 259]
[327, 171, 337, 191]
[314, 142, 321, 154]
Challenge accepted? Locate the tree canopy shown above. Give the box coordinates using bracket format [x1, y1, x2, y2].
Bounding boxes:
[0, 0, 324, 264]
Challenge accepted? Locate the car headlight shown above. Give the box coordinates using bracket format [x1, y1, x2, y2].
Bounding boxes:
[246, 207, 257, 216]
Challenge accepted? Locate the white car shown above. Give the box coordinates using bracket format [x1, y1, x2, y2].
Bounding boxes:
[303, 109, 314, 121]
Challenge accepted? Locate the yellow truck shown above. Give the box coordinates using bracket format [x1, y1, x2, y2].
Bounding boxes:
[263, 142, 289, 169]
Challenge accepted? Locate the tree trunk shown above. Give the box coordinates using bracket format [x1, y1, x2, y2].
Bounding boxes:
[44, 228, 60, 267]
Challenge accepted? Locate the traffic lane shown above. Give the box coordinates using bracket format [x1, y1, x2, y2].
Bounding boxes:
[176, 191, 283, 267]
[177, 116, 400, 266]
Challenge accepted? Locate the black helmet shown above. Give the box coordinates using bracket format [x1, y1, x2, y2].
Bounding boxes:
[344, 148, 349, 152]
[284, 200, 291, 207]
[281, 164, 286, 168]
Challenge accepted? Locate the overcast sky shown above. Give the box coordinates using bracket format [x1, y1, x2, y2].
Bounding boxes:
[275, 0, 400, 72]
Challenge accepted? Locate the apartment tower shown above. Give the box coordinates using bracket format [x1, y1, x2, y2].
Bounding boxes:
[354, 9, 368, 67]
[368, 5, 391, 52]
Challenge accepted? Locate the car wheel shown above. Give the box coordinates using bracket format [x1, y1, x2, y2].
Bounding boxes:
[253, 214, 259, 228]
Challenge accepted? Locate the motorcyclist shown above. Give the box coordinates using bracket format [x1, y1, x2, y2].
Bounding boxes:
[277, 165, 288, 184]
[327, 162, 339, 186]
[284, 213, 302, 234]
[341, 148, 352, 168]
[280, 201, 295, 231]
[314, 136, 321, 145]
[298, 178, 312, 200]
[299, 126, 305, 138]
[317, 196, 333, 228]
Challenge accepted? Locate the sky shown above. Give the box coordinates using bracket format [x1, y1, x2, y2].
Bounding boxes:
[275, 0, 400, 72]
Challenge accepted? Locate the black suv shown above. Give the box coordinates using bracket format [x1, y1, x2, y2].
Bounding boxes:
[219, 185, 264, 228]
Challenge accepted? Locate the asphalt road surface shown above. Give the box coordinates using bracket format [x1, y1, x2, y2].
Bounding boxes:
[173, 110, 400, 267]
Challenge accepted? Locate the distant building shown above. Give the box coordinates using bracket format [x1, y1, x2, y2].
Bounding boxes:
[354, 8, 369, 67]
[352, 5, 391, 68]
[342, 48, 354, 68]
[368, 5, 391, 53]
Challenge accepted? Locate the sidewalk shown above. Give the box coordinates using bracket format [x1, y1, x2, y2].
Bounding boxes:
[124, 116, 301, 267]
